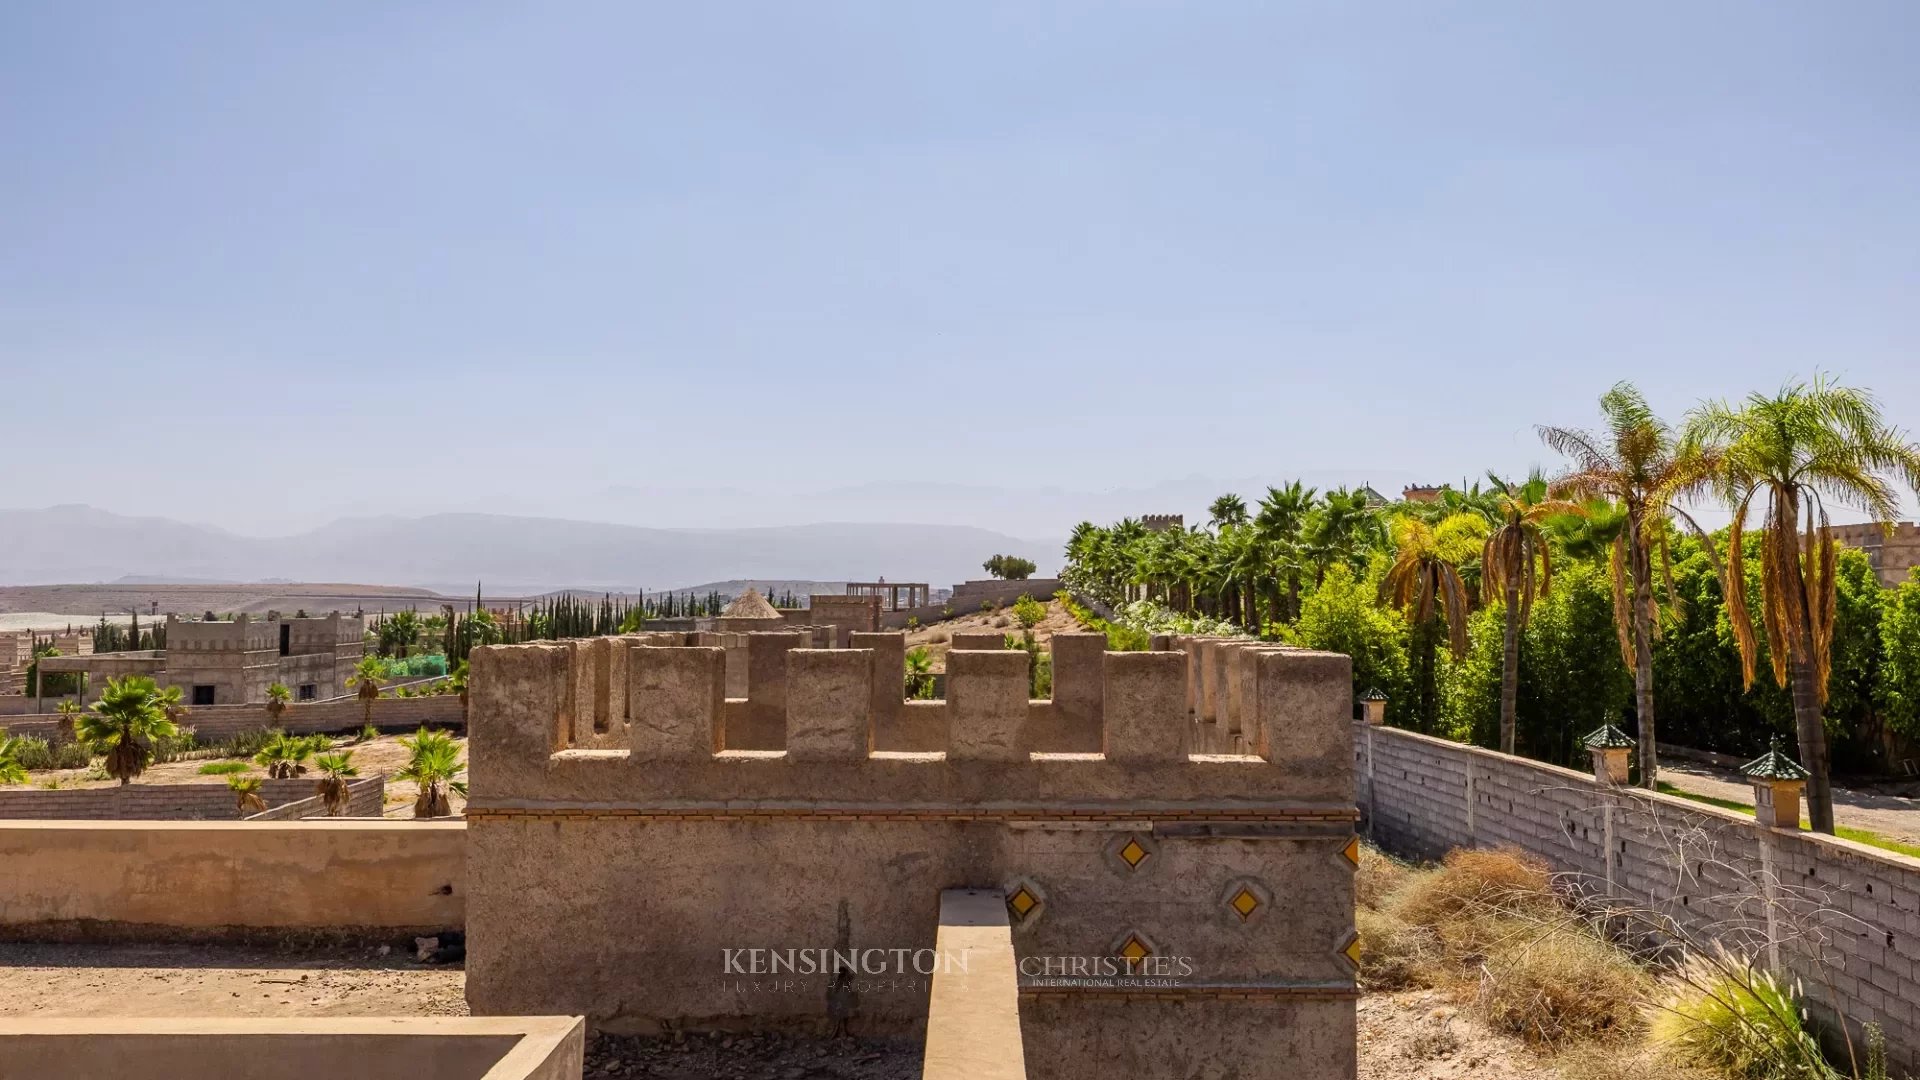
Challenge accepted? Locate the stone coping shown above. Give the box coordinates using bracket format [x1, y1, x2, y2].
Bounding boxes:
[0, 1016, 585, 1080]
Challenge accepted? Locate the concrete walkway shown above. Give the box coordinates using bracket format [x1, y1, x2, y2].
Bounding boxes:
[1658, 757, 1920, 847]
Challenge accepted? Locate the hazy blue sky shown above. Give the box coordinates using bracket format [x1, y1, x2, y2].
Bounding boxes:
[3, 2, 1916, 535]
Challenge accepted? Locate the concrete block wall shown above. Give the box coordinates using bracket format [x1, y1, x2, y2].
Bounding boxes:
[464, 640, 1361, 1080]
[2, 695, 465, 745]
[244, 777, 387, 821]
[0, 777, 380, 821]
[1357, 722, 1920, 1072]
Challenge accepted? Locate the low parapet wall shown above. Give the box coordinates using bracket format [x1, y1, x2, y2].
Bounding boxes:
[0, 820, 465, 940]
[0, 776, 384, 821]
[1357, 722, 1920, 1073]
[464, 637, 1358, 1080]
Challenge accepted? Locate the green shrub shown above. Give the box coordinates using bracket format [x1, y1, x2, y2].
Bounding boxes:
[207, 728, 281, 760]
[147, 728, 199, 764]
[1012, 594, 1046, 630]
[0, 734, 91, 771]
[197, 761, 249, 776]
[1649, 947, 1834, 1080]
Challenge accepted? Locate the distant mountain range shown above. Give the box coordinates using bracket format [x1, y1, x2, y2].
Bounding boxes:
[0, 505, 1058, 592]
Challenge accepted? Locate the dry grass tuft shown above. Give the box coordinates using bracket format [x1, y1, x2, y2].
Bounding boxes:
[1355, 845, 1412, 911]
[1355, 907, 1443, 991]
[1478, 928, 1652, 1046]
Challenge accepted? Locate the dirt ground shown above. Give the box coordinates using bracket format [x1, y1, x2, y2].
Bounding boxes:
[0, 943, 1606, 1079]
[903, 599, 1083, 673]
[21, 732, 469, 818]
[0, 942, 468, 1018]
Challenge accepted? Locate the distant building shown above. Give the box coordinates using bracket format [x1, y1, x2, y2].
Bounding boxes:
[1402, 484, 1445, 504]
[1141, 514, 1184, 533]
[1825, 521, 1920, 588]
[0, 629, 93, 697]
[35, 612, 364, 708]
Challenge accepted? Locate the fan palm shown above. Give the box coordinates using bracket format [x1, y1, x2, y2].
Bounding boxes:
[349, 654, 383, 728]
[314, 751, 359, 816]
[264, 682, 291, 723]
[1686, 376, 1920, 832]
[397, 727, 464, 818]
[75, 675, 178, 786]
[54, 699, 82, 743]
[1540, 381, 1720, 788]
[1256, 482, 1316, 624]
[228, 775, 267, 815]
[1208, 494, 1249, 529]
[1480, 471, 1576, 754]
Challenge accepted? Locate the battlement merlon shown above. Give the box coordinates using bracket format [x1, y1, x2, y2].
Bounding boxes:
[466, 640, 1354, 811]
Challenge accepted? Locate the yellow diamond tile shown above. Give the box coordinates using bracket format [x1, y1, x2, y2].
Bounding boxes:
[1343, 935, 1363, 967]
[1008, 889, 1037, 918]
[1231, 888, 1261, 919]
[1119, 838, 1148, 868]
[1120, 935, 1150, 961]
[1342, 837, 1360, 867]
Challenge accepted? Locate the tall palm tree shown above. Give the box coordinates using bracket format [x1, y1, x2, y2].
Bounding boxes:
[1539, 382, 1719, 788]
[1208, 494, 1249, 530]
[349, 655, 383, 728]
[75, 675, 178, 786]
[1382, 516, 1475, 660]
[1255, 482, 1317, 625]
[1218, 524, 1267, 635]
[1304, 487, 1385, 586]
[1687, 376, 1920, 832]
[1480, 472, 1574, 754]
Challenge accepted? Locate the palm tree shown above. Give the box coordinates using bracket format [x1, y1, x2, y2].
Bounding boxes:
[75, 675, 178, 786]
[1381, 516, 1475, 660]
[254, 731, 321, 779]
[1686, 376, 1920, 832]
[1480, 471, 1573, 754]
[228, 775, 267, 815]
[1208, 494, 1249, 530]
[1540, 382, 1719, 789]
[1382, 514, 1482, 733]
[397, 727, 464, 818]
[54, 699, 82, 743]
[1544, 498, 1630, 566]
[349, 655, 383, 728]
[0, 735, 29, 785]
[314, 751, 359, 816]
[380, 609, 421, 658]
[264, 682, 291, 724]
[904, 647, 935, 700]
[1303, 487, 1384, 587]
[1255, 482, 1317, 625]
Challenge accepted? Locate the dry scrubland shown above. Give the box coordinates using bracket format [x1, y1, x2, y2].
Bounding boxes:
[902, 598, 1080, 671]
[1351, 844, 1879, 1080]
